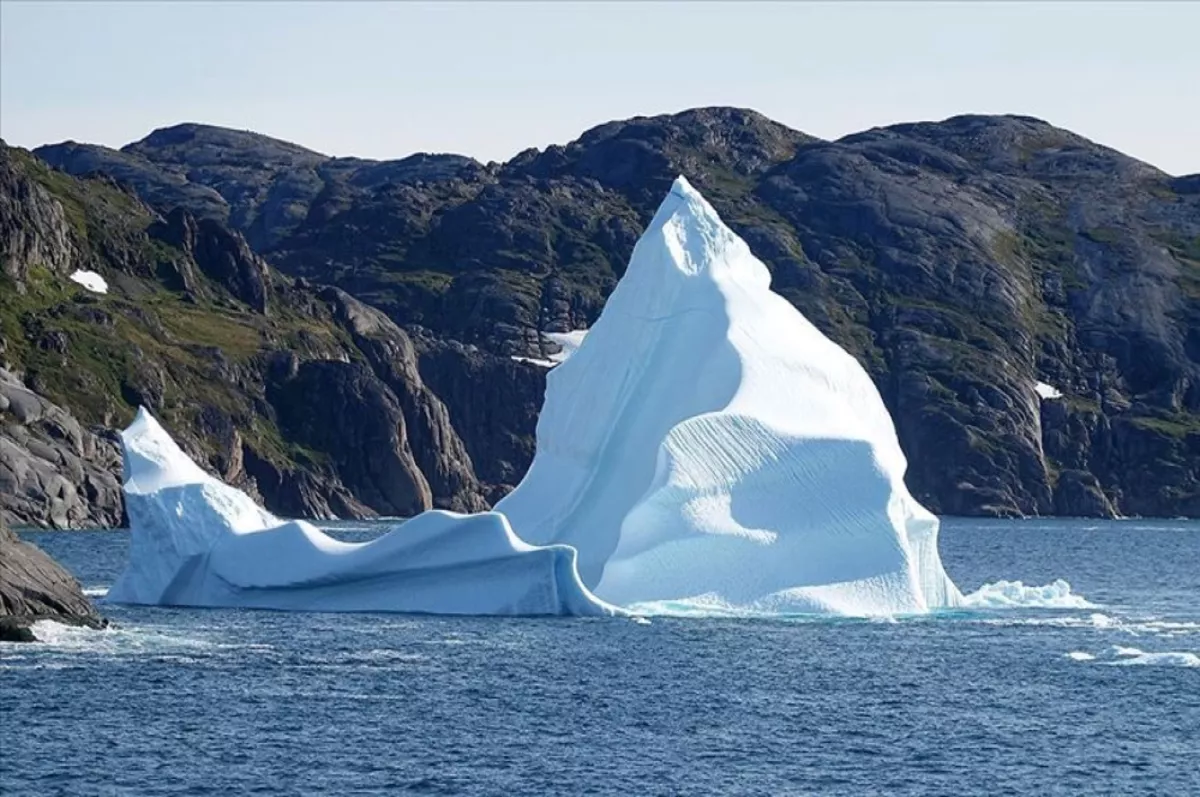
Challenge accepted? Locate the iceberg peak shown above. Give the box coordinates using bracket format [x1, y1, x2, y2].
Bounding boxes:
[121, 406, 209, 495]
[606, 175, 768, 320]
[668, 174, 701, 201]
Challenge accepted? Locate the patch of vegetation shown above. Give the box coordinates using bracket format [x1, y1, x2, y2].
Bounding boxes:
[1146, 181, 1178, 201]
[248, 416, 331, 470]
[1130, 413, 1200, 439]
[158, 304, 263, 359]
[1079, 227, 1123, 246]
[1064, 394, 1101, 415]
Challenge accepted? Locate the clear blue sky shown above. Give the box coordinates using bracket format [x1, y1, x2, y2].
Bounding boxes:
[2, 1, 1197, 174]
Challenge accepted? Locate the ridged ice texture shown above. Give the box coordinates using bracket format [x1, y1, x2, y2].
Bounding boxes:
[108, 408, 612, 616]
[497, 177, 963, 616]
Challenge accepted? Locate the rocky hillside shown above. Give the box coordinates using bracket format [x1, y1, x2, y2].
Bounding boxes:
[0, 140, 539, 526]
[14, 107, 1200, 520]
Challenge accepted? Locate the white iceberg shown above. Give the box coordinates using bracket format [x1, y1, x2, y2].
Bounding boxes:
[69, 269, 108, 294]
[108, 408, 613, 616]
[110, 176, 962, 617]
[497, 177, 962, 616]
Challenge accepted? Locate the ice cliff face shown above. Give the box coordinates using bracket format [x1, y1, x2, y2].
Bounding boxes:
[110, 178, 962, 617]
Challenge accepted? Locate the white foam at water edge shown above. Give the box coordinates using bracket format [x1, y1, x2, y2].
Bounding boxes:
[1110, 646, 1200, 667]
[83, 586, 109, 597]
[15, 620, 227, 656]
[961, 579, 1096, 609]
[1143, 619, 1200, 635]
[1065, 645, 1200, 667]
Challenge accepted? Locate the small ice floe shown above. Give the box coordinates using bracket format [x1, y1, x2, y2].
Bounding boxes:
[69, 270, 108, 294]
[961, 579, 1095, 609]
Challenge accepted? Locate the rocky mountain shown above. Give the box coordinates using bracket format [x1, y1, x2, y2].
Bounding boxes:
[10, 107, 1200, 521]
[0, 140, 514, 526]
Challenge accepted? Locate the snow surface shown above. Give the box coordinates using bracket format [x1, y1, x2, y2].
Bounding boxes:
[544, 330, 588, 362]
[1035, 381, 1063, 400]
[69, 270, 108, 294]
[511, 329, 589, 368]
[111, 176, 964, 618]
[108, 408, 613, 616]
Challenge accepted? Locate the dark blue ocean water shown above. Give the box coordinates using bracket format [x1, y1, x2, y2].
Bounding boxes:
[2, 518, 1198, 796]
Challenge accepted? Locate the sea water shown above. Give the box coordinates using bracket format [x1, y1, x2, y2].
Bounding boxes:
[2, 518, 1197, 796]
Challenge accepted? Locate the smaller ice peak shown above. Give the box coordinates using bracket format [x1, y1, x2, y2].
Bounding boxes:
[120, 407, 212, 495]
[1035, 381, 1063, 400]
[69, 269, 108, 294]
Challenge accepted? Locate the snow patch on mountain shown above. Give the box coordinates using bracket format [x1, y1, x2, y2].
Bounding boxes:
[69, 270, 108, 294]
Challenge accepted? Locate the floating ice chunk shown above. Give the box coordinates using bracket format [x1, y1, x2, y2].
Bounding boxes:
[69, 269, 108, 294]
[496, 176, 963, 616]
[1035, 381, 1063, 400]
[108, 408, 615, 616]
[961, 579, 1095, 609]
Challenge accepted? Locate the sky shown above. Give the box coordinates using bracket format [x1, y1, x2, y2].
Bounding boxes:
[2, 1, 1198, 175]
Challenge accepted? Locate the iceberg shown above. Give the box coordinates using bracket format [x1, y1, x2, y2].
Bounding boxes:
[108, 408, 614, 616]
[497, 177, 962, 615]
[109, 176, 962, 617]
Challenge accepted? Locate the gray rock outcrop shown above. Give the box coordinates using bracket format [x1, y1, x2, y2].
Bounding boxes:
[0, 514, 106, 641]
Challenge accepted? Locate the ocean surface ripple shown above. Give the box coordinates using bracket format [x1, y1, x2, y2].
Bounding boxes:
[3, 518, 1197, 796]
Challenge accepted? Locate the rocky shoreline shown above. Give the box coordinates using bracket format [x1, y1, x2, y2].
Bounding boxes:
[0, 514, 106, 642]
